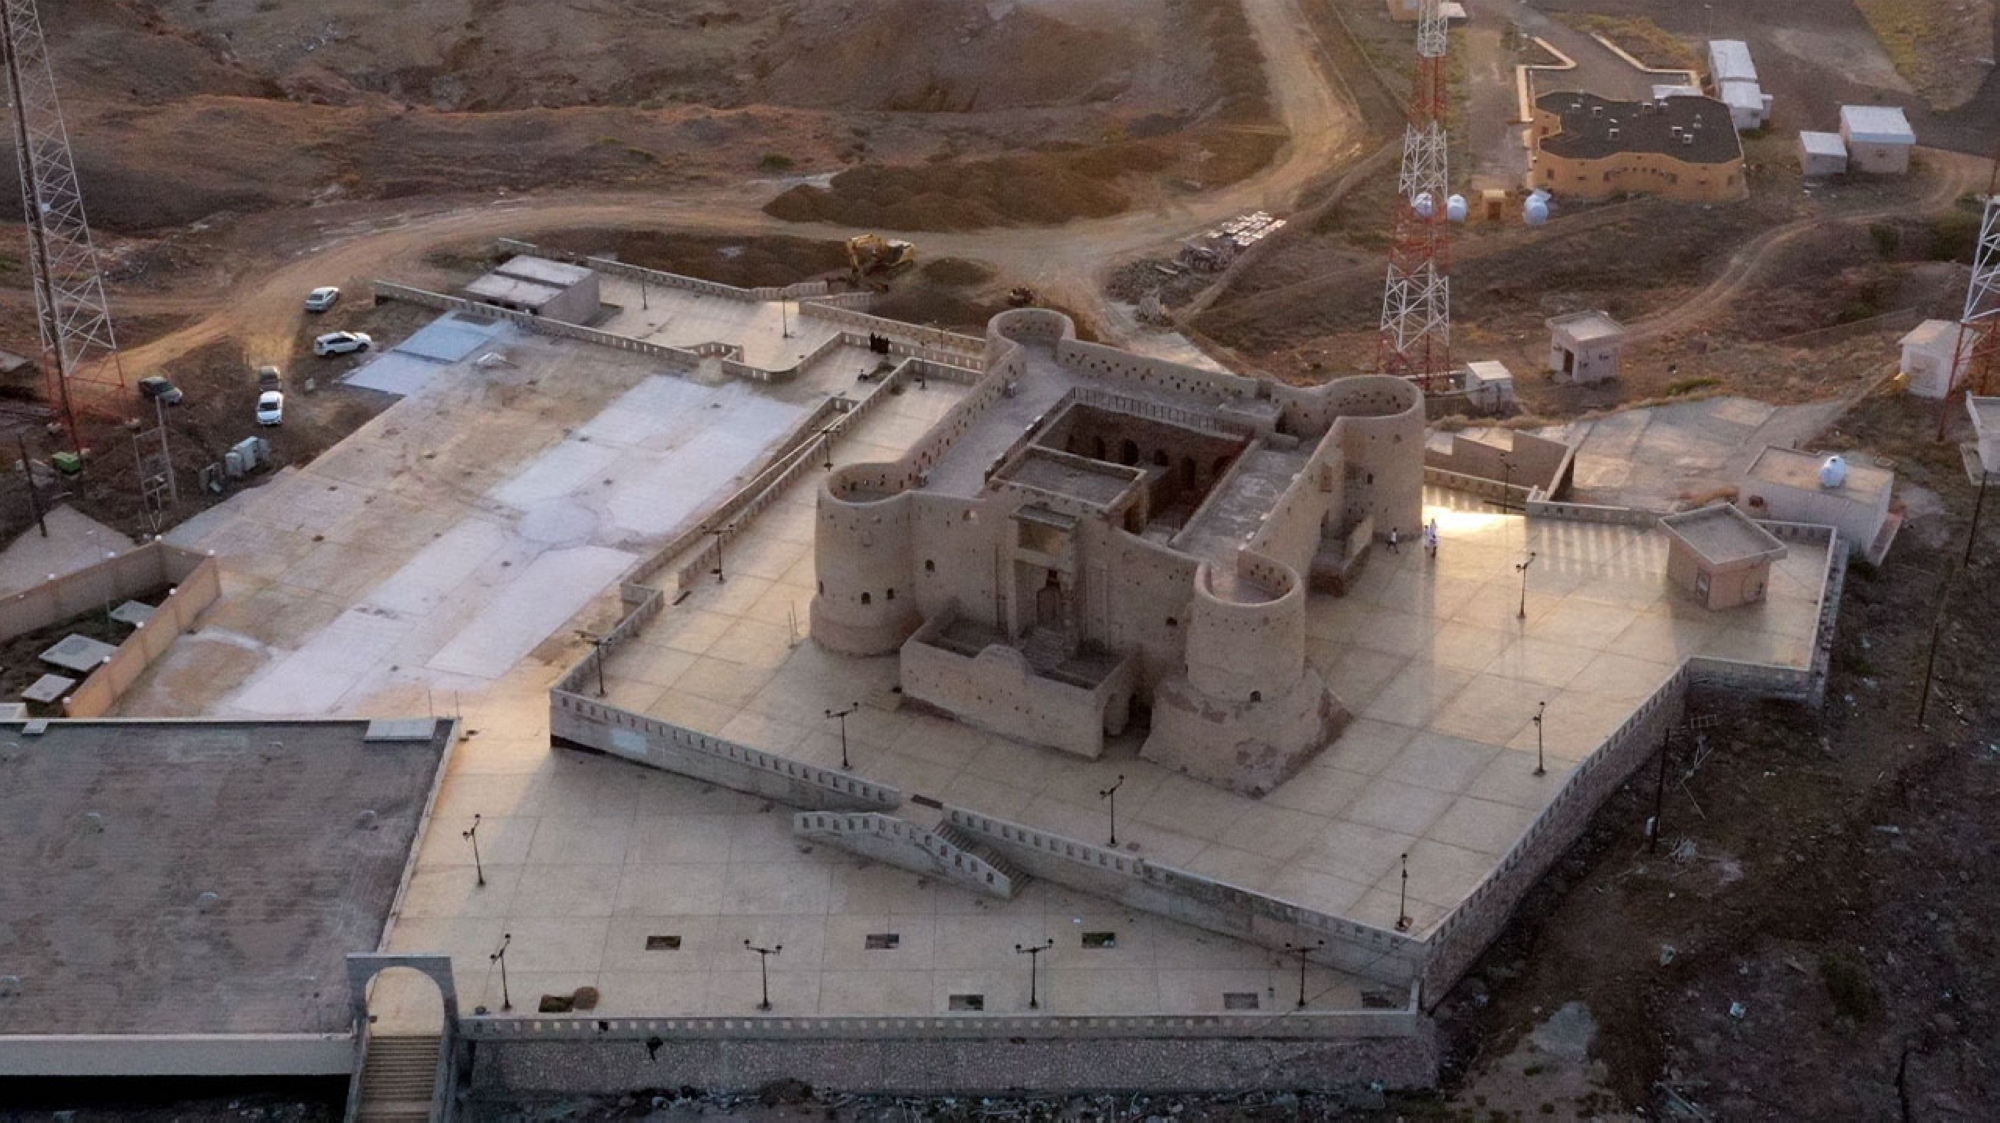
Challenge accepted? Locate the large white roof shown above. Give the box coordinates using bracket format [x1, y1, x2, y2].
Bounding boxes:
[1840, 105, 1915, 145]
[1707, 39, 1757, 85]
[1721, 82, 1765, 112]
[1799, 131, 1846, 157]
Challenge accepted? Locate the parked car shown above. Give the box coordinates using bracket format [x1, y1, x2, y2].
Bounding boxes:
[312, 331, 372, 356]
[255, 390, 284, 426]
[304, 286, 340, 313]
[136, 375, 183, 406]
[256, 364, 282, 389]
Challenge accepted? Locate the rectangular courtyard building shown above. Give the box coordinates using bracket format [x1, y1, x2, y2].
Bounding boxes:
[810, 309, 1425, 796]
[1659, 504, 1788, 609]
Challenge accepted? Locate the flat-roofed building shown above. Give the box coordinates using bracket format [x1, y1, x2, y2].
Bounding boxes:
[1899, 319, 1971, 398]
[464, 254, 602, 324]
[1740, 446, 1899, 563]
[1546, 310, 1626, 384]
[1839, 106, 1915, 174]
[1658, 503, 1788, 609]
[1967, 396, 2000, 475]
[1529, 92, 1747, 203]
[1799, 131, 1848, 177]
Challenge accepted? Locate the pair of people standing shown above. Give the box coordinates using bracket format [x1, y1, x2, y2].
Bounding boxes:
[1387, 518, 1442, 558]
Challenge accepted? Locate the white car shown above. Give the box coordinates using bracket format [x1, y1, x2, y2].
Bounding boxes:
[256, 390, 284, 426]
[312, 330, 372, 356]
[304, 286, 340, 313]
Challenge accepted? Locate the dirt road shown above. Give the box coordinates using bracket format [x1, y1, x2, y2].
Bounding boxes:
[110, 0, 1361, 382]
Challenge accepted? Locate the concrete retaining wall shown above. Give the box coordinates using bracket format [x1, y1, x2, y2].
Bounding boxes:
[65, 553, 222, 717]
[0, 1034, 354, 1077]
[796, 302, 984, 355]
[0, 540, 218, 717]
[460, 1015, 1436, 1096]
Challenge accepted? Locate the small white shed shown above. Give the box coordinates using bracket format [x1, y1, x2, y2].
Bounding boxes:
[1720, 82, 1772, 130]
[1967, 396, 2000, 476]
[1546, 311, 1626, 385]
[1838, 106, 1915, 174]
[1799, 131, 1848, 177]
[1899, 319, 1968, 398]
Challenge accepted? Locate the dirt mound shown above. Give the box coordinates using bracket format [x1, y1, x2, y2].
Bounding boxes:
[920, 258, 996, 287]
[765, 152, 1136, 230]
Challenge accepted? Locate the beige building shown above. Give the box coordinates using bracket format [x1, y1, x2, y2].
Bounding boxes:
[1529, 92, 1747, 203]
[1546, 310, 1626, 384]
[464, 254, 602, 324]
[1740, 446, 1899, 564]
[1899, 319, 1971, 399]
[810, 309, 1425, 796]
[1968, 396, 2000, 476]
[1658, 504, 1787, 610]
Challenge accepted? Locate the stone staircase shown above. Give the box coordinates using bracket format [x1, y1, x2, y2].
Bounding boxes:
[1019, 627, 1071, 674]
[935, 820, 1032, 890]
[350, 1034, 442, 1122]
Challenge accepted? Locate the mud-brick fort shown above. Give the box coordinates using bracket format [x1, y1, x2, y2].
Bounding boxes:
[811, 309, 1424, 796]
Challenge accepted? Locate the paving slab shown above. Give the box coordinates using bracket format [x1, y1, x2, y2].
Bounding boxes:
[40, 634, 118, 673]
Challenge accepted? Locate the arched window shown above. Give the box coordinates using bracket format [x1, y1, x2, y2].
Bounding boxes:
[860, 592, 872, 606]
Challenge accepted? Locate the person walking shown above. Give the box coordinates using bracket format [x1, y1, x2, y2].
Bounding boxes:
[1388, 526, 1400, 554]
[1423, 518, 1440, 560]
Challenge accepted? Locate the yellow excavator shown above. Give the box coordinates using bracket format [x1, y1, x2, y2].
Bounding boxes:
[846, 234, 915, 284]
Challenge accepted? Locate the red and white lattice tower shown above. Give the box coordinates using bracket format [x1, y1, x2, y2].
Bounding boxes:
[1377, 0, 1452, 387]
[0, 0, 126, 450]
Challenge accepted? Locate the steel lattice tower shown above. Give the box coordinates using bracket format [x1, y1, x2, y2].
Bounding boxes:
[1955, 186, 2000, 397]
[1377, 0, 1452, 387]
[0, 0, 124, 451]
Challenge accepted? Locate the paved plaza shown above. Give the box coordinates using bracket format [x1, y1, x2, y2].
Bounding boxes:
[594, 488, 1825, 939]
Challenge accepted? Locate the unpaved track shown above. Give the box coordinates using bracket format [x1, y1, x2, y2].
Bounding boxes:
[112, 0, 1361, 381]
[1624, 151, 1981, 344]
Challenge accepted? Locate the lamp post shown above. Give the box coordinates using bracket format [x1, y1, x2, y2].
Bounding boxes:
[576, 631, 608, 697]
[744, 940, 782, 1011]
[1395, 853, 1412, 932]
[826, 703, 858, 770]
[1498, 453, 1515, 514]
[1283, 939, 1326, 1009]
[491, 932, 513, 1013]
[1098, 774, 1124, 847]
[708, 527, 726, 584]
[463, 813, 486, 888]
[1532, 700, 1547, 776]
[1515, 551, 1538, 619]
[1015, 938, 1054, 1009]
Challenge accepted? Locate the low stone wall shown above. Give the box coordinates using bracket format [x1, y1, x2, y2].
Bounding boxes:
[1523, 497, 1661, 526]
[373, 281, 710, 369]
[792, 811, 1017, 898]
[1420, 668, 1688, 999]
[796, 301, 984, 355]
[944, 808, 1426, 988]
[1423, 465, 1531, 508]
[551, 691, 900, 811]
[495, 238, 833, 303]
[460, 1014, 1436, 1096]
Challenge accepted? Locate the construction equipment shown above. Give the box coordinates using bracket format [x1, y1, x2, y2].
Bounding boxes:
[1006, 286, 1037, 308]
[0, 0, 128, 452]
[846, 234, 916, 278]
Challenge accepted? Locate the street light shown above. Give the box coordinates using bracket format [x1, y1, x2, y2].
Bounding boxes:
[1532, 700, 1547, 776]
[1098, 774, 1124, 847]
[463, 813, 486, 887]
[744, 940, 782, 1011]
[491, 932, 513, 1013]
[1515, 551, 1538, 619]
[825, 703, 859, 769]
[1395, 853, 1412, 932]
[1283, 939, 1326, 1009]
[707, 526, 727, 584]
[1015, 938, 1054, 1009]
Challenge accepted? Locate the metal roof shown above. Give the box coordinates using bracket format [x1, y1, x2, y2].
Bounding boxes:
[1839, 105, 1915, 145]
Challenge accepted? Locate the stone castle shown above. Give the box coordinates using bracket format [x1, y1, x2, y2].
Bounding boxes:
[810, 309, 1424, 795]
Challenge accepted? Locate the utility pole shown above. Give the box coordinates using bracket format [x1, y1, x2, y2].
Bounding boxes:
[16, 429, 43, 537]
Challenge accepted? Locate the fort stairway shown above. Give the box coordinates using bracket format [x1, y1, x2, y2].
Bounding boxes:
[350, 1034, 442, 1122]
[935, 820, 1032, 890]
